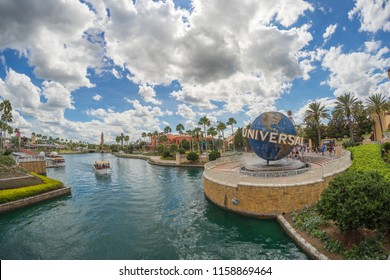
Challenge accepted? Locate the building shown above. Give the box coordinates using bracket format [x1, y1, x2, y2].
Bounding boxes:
[371, 111, 390, 141]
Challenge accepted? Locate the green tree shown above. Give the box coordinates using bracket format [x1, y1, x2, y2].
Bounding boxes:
[207, 126, 217, 150]
[366, 93, 389, 138]
[176, 123, 185, 147]
[317, 170, 390, 234]
[193, 127, 201, 153]
[0, 99, 13, 150]
[163, 126, 172, 134]
[304, 102, 330, 147]
[142, 132, 147, 142]
[326, 110, 348, 140]
[217, 121, 227, 152]
[335, 92, 358, 141]
[198, 116, 210, 156]
[352, 101, 373, 140]
[227, 117, 237, 152]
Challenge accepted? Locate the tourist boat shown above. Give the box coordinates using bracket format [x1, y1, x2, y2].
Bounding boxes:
[93, 160, 111, 174]
[46, 152, 65, 168]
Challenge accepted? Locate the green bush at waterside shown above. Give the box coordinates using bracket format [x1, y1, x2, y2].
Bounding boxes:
[347, 144, 390, 181]
[162, 150, 171, 158]
[0, 173, 64, 204]
[317, 170, 390, 234]
[186, 152, 199, 162]
[177, 148, 185, 154]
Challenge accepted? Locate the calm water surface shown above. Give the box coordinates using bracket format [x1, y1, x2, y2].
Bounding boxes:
[0, 153, 307, 260]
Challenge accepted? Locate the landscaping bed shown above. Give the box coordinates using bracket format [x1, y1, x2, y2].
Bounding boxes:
[0, 175, 43, 190]
[287, 144, 390, 259]
[0, 172, 64, 204]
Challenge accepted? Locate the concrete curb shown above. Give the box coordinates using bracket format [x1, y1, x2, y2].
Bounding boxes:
[0, 187, 71, 213]
[148, 159, 204, 168]
[277, 214, 328, 260]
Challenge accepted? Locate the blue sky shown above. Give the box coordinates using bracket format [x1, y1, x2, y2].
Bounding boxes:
[0, 0, 389, 143]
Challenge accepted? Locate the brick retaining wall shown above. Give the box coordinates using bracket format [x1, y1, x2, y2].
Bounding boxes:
[19, 161, 47, 174]
[204, 176, 334, 216]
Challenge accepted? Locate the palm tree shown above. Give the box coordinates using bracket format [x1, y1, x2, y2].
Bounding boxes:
[176, 123, 185, 147]
[0, 99, 12, 150]
[335, 92, 358, 141]
[208, 126, 217, 150]
[120, 133, 124, 147]
[198, 116, 210, 156]
[217, 121, 227, 152]
[186, 129, 193, 152]
[304, 101, 330, 147]
[366, 93, 390, 139]
[163, 126, 172, 135]
[124, 135, 130, 146]
[226, 117, 237, 152]
[193, 127, 201, 153]
[142, 132, 147, 142]
[147, 132, 152, 143]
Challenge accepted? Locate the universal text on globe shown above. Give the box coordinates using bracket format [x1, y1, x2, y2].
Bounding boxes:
[242, 128, 304, 146]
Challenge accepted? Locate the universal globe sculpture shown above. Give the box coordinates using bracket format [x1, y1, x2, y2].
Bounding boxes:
[241, 111, 307, 176]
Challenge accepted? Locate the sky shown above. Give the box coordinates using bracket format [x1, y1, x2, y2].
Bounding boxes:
[0, 0, 389, 144]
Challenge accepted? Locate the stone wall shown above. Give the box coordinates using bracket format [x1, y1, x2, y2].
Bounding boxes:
[204, 176, 334, 216]
[203, 151, 352, 216]
[19, 161, 46, 174]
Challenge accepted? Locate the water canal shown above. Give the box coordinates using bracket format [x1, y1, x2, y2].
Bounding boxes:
[0, 153, 308, 260]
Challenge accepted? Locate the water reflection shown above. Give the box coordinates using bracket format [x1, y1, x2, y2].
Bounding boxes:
[0, 153, 307, 260]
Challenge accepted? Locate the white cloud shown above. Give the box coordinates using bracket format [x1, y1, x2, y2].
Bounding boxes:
[112, 68, 122, 79]
[104, 0, 314, 114]
[93, 94, 103, 101]
[0, 69, 41, 114]
[176, 104, 196, 120]
[321, 46, 390, 99]
[0, 0, 102, 89]
[348, 0, 390, 32]
[364, 41, 381, 53]
[322, 24, 337, 44]
[138, 84, 161, 105]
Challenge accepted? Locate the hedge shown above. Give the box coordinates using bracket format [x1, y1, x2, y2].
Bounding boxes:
[0, 173, 64, 204]
[347, 144, 390, 181]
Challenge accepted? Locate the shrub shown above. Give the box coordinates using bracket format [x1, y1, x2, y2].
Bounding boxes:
[343, 236, 387, 260]
[162, 150, 171, 158]
[169, 144, 178, 153]
[186, 152, 199, 162]
[157, 144, 166, 154]
[342, 141, 359, 148]
[0, 156, 16, 166]
[348, 144, 390, 181]
[317, 170, 390, 233]
[177, 148, 185, 154]
[208, 150, 221, 161]
[2, 150, 12, 156]
[291, 206, 328, 234]
[383, 142, 390, 152]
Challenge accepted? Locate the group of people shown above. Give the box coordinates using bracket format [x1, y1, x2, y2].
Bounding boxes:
[320, 142, 336, 156]
[286, 142, 336, 161]
[286, 144, 307, 161]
